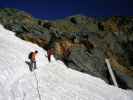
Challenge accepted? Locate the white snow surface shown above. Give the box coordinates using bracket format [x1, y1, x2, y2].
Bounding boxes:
[0, 24, 133, 100]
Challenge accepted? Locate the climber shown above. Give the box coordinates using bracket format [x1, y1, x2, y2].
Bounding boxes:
[47, 48, 53, 62]
[28, 50, 38, 71]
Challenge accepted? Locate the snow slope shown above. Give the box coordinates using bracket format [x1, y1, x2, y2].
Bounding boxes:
[0, 24, 133, 100]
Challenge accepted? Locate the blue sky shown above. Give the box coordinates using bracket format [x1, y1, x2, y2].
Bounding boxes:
[0, 0, 132, 19]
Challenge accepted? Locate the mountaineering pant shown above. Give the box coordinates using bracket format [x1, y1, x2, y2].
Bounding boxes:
[30, 60, 36, 71]
[48, 55, 51, 62]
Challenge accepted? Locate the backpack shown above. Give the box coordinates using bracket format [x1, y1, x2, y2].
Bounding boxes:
[28, 52, 33, 59]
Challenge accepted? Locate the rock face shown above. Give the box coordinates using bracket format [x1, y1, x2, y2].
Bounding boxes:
[0, 8, 133, 89]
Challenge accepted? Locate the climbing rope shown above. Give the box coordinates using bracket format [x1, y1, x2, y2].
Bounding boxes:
[33, 71, 42, 100]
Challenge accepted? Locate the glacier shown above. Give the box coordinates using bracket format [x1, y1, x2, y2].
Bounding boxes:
[0, 24, 133, 100]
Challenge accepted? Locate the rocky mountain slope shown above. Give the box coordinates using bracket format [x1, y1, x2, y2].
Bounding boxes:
[0, 8, 133, 89]
[0, 24, 132, 100]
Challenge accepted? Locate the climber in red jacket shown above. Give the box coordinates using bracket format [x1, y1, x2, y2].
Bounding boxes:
[47, 48, 53, 62]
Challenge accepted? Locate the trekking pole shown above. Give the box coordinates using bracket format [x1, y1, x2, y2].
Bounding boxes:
[105, 58, 118, 87]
